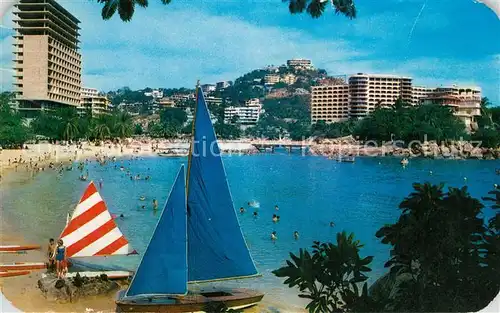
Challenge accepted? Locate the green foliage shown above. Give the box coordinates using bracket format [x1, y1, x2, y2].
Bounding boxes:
[30, 112, 60, 140]
[108, 87, 152, 105]
[0, 96, 29, 148]
[218, 70, 267, 104]
[472, 127, 500, 148]
[375, 183, 499, 312]
[263, 96, 310, 121]
[57, 108, 80, 141]
[247, 96, 310, 139]
[276, 183, 500, 312]
[474, 97, 500, 148]
[98, 0, 356, 21]
[113, 111, 134, 139]
[481, 186, 500, 292]
[273, 232, 380, 313]
[134, 123, 144, 135]
[30, 107, 135, 142]
[214, 121, 241, 140]
[354, 102, 467, 143]
[311, 120, 357, 139]
[147, 121, 166, 138]
[92, 115, 112, 141]
[144, 107, 189, 138]
[160, 108, 187, 129]
[285, 0, 356, 19]
[273, 82, 288, 89]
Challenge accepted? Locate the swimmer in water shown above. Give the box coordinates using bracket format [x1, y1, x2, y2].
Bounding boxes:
[153, 199, 158, 209]
[141, 205, 145, 210]
[277, 215, 280, 222]
[330, 221, 335, 227]
[140, 196, 146, 201]
[253, 211, 258, 218]
[293, 231, 299, 240]
[275, 205, 279, 211]
[271, 231, 277, 241]
[239, 207, 245, 214]
[272, 214, 278, 223]
[120, 214, 124, 218]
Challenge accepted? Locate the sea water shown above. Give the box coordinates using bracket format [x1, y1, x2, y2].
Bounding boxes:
[1, 153, 498, 308]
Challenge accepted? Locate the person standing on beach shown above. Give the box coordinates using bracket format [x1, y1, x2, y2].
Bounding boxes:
[55, 239, 67, 279]
[47, 238, 56, 270]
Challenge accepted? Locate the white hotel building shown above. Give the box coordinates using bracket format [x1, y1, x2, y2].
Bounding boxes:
[79, 87, 110, 116]
[224, 98, 263, 125]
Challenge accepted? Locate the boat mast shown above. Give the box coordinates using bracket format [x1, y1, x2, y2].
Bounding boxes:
[186, 80, 200, 194]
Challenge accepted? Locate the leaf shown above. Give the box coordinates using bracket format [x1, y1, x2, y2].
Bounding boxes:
[118, 0, 135, 21]
[101, 0, 118, 20]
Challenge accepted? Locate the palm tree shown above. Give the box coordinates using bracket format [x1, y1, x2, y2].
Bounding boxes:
[113, 111, 134, 140]
[480, 97, 496, 128]
[97, 0, 355, 21]
[57, 108, 80, 141]
[92, 116, 111, 142]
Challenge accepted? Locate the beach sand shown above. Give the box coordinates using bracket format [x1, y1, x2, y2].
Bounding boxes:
[0, 142, 305, 313]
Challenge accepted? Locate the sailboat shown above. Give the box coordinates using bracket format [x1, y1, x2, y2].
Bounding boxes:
[4, 182, 137, 277]
[115, 85, 264, 311]
[57, 181, 137, 279]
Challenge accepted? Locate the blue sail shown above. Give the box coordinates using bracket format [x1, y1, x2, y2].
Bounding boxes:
[186, 87, 259, 282]
[125, 165, 187, 297]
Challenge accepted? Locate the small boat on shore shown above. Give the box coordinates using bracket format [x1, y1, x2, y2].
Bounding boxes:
[0, 245, 40, 252]
[116, 83, 263, 312]
[332, 155, 355, 163]
[0, 270, 31, 278]
[0, 262, 46, 271]
[56, 181, 136, 277]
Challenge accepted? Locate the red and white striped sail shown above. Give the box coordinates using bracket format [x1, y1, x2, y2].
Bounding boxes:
[60, 182, 136, 258]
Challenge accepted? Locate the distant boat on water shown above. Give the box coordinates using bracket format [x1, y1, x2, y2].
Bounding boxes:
[331, 155, 356, 163]
[115, 83, 263, 312]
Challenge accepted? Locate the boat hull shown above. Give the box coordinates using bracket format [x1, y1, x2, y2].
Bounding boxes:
[0, 262, 46, 271]
[115, 288, 264, 312]
[0, 270, 31, 278]
[0, 245, 40, 252]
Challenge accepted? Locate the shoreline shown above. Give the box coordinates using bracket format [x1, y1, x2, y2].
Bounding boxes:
[0, 141, 497, 312]
[0, 142, 306, 313]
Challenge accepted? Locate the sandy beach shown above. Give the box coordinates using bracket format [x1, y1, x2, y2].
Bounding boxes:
[0, 141, 305, 313]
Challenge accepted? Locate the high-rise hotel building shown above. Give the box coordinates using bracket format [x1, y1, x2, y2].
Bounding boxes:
[348, 74, 413, 119]
[311, 84, 350, 123]
[13, 0, 81, 117]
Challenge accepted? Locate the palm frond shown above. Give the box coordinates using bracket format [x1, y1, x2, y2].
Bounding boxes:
[135, 0, 148, 8]
[101, 0, 119, 20]
[118, 0, 135, 22]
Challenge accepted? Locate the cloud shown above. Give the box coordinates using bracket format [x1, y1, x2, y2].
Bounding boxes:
[0, 0, 497, 103]
[53, 1, 362, 91]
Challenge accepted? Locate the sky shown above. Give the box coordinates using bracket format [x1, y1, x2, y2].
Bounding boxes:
[0, 0, 499, 103]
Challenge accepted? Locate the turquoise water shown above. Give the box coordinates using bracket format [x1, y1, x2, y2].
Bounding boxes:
[1, 153, 499, 308]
